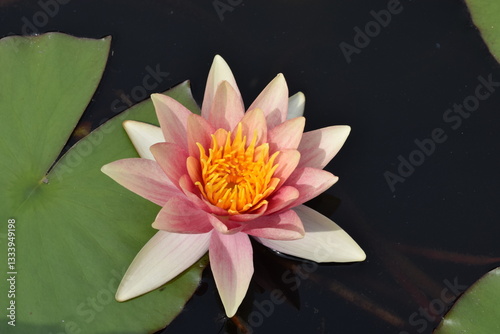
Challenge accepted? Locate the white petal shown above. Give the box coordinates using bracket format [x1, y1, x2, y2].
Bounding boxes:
[201, 55, 241, 119]
[123, 120, 165, 160]
[116, 230, 211, 301]
[254, 205, 365, 263]
[287, 92, 305, 119]
[297, 125, 351, 169]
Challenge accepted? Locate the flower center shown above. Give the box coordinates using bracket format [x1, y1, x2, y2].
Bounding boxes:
[195, 123, 280, 215]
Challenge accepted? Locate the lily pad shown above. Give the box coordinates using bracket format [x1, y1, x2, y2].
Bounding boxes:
[465, 0, 500, 62]
[434, 267, 500, 333]
[0, 33, 206, 333]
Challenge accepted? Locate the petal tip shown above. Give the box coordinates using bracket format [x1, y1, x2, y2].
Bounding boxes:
[150, 93, 173, 108]
[122, 119, 137, 129]
[337, 239, 367, 263]
[211, 54, 231, 72]
[346, 245, 366, 262]
[149, 142, 162, 156]
[293, 91, 305, 100]
[122, 120, 147, 134]
[225, 307, 237, 318]
[115, 293, 127, 302]
[151, 219, 164, 231]
[289, 91, 305, 105]
[357, 249, 367, 261]
[287, 92, 306, 119]
[337, 125, 351, 137]
[274, 73, 287, 86]
[150, 93, 162, 102]
[115, 285, 135, 302]
[100, 163, 111, 174]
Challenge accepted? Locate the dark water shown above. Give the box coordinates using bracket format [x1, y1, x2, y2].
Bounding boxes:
[2, 1, 499, 333]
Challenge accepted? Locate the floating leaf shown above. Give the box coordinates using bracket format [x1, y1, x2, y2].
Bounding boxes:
[0, 33, 206, 334]
[434, 267, 500, 333]
[465, 0, 500, 62]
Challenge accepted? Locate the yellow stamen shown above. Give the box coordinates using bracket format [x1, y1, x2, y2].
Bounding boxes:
[195, 123, 279, 215]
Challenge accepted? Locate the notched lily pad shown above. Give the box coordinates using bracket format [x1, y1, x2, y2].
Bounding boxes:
[0, 33, 206, 334]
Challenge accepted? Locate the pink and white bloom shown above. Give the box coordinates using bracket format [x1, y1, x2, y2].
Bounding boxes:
[101, 55, 365, 317]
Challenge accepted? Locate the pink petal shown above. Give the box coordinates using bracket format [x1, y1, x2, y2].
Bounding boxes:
[202, 55, 242, 120]
[178, 173, 208, 208]
[287, 92, 305, 119]
[227, 203, 269, 222]
[151, 93, 192, 151]
[273, 149, 301, 187]
[152, 196, 215, 233]
[186, 156, 202, 184]
[268, 116, 305, 152]
[209, 216, 244, 235]
[248, 73, 288, 128]
[187, 114, 216, 159]
[116, 230, 211, 301]
[209, 231, 253, 317]
[297, 125, 351, 169]
[209, 81, 245, 130]
[284, 167, 339, 209]
[212, 128, 228, 145]
[238, 108, 267, 146]
[254, 205, 366, 263]
[123, 121, 164, 160]
[150, 142, 188, 188]
[265, 185, 300, 215]
[243, 209, 304, 240]
[101, 158, 180, 207]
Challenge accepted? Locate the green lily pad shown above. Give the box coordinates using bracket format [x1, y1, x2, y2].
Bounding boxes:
[434, 267, 500, 333]
[0, 33, 206, 333]
[465, 0, 500, 62]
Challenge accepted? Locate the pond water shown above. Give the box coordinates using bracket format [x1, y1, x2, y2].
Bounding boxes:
[1, 1, 499, 333]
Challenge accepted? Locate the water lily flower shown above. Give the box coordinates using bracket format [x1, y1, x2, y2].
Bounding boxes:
[101, 55, 365, 317]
